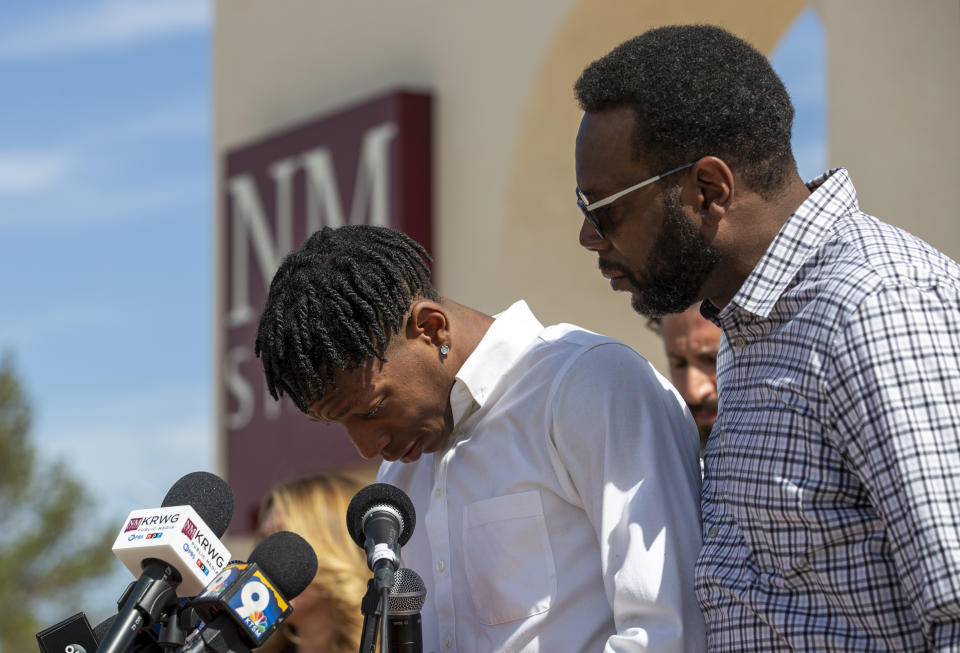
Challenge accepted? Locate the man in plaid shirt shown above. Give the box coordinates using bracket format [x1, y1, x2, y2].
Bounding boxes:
[571, 25, 960, 650]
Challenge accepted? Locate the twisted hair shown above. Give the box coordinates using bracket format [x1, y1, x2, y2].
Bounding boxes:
[575, 25, 796, 198]
[255, 225, 439, 412]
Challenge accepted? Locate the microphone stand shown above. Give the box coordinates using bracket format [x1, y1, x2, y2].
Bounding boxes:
[97, 559, 181, 653]
[156, 605, 199, 650]
[358, 578, 384, 653]
[379, 586, 390, 653]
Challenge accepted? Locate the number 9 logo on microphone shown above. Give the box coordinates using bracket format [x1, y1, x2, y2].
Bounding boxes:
[235, 580, 271, 619]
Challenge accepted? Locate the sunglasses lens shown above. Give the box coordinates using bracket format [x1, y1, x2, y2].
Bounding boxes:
[576, 189, 603, 238]
[588, 214, 603, 236]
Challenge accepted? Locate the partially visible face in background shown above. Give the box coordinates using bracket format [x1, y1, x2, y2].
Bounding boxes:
[660, 305, 721, 451]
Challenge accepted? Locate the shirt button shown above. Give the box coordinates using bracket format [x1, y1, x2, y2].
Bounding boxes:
[437, 559, 446, 572]
[732, 336, 746, 350]
[434, 488, 443, 499]
[444, 637, 452, 649]
[707, 526, 719, 538]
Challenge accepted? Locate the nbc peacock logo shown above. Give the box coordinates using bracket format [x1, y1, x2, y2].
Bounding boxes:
[246, 611, 268, 635]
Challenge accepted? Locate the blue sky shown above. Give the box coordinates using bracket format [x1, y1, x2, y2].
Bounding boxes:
[0, 0, 825, 624]
[771, 7, 827, 182]
[0, 0, 214, 566]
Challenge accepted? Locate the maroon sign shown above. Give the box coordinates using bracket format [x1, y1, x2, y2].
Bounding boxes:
[219, 90, 432, 532]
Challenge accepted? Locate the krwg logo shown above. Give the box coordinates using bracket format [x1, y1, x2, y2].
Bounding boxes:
[192, 529, 227, 570]
[182, 518, 198, 539]
[124, 517, 144, 532]
[139, 513, 180, 527]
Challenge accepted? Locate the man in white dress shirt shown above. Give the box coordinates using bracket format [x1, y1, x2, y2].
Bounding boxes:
[256, 225, 705, 652]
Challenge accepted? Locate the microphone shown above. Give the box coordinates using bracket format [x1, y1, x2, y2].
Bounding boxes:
[91, 614, 163, 653]
[96, 471, 234, 653]
[346, 483, 416, 592]
[387, 568, 426, 653]
[182, 530, 318, 652]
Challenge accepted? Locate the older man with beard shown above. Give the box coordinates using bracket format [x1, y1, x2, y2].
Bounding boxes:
[572, 24, 960, 651]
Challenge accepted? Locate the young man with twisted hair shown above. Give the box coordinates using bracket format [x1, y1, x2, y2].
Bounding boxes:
[572, 24, 960, 650]
[256, 225, 705, 652]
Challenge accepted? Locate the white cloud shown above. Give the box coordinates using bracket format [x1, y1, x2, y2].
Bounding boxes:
[0, 0, 210, 61]
[0, 175, 207, 228]
[0, 150, 74, 193]
[71, 96, 211, 147]
[62, 178, 209, 221]
[0, 304, 133, 347]
[105, 105, 210, 141]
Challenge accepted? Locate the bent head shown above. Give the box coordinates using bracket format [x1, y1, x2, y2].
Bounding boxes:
[302, 303, 458, 462]
[255, 225, 456, 462]
[573, 25, 796, 317]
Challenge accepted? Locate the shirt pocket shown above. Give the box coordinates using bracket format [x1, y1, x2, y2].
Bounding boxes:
[461, 490, 557, 626]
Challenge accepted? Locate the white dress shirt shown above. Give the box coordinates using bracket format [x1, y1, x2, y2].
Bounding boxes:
[378, 301, 705, 652]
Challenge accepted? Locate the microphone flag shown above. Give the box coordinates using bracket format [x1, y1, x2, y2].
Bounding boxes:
[111, 505, 231, 596]
[188, 561, 292, 648]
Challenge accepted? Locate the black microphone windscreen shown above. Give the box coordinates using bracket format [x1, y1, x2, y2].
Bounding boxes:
[161, 470, 235, 537]
[250, 530, 318, 599]
[346, 483, 416, 548]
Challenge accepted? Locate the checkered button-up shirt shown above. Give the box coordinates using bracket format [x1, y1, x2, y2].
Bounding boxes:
[696, 168, 960, 651]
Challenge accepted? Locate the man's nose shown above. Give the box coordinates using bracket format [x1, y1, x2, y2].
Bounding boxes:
[579, 219, 606, 250]
[680, 365, 717, 405]
[348, 428, 391, 460]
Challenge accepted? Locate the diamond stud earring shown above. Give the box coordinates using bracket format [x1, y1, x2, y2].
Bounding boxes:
[439, 344, 450, 356]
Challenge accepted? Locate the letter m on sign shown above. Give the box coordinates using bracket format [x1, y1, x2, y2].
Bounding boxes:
[218, 90, 433, 534]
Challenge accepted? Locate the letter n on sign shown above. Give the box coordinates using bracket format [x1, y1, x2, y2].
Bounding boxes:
[218, 90, 432, 533]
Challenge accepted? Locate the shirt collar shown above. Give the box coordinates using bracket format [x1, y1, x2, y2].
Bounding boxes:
[448, 300, 544, 428]
[725, 167, 859, 319]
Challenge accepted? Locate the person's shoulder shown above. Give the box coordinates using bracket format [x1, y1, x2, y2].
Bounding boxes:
[828, 212, 960, 295]
[538, 321, 631, 351]
[794, 212, 960, 337]
[533, 323, 669, 389]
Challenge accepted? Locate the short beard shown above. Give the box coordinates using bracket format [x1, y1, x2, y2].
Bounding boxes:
[625, 188, 721, 319]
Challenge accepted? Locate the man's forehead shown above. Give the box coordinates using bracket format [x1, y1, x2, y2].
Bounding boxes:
[308, 359, 381, 418]
[662, 312, 721, 351]
[576, 107, 648, 189]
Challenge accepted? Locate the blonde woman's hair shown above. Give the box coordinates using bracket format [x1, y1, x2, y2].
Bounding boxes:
[258, 472, 371, 653]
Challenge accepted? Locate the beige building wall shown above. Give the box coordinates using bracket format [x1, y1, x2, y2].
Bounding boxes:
[214, 0, 958, 470]
[815, 0, 960, 254]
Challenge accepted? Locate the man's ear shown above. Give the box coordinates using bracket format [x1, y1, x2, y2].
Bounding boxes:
[407, 300, 449, 347]
[692, 156, 734, 224]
